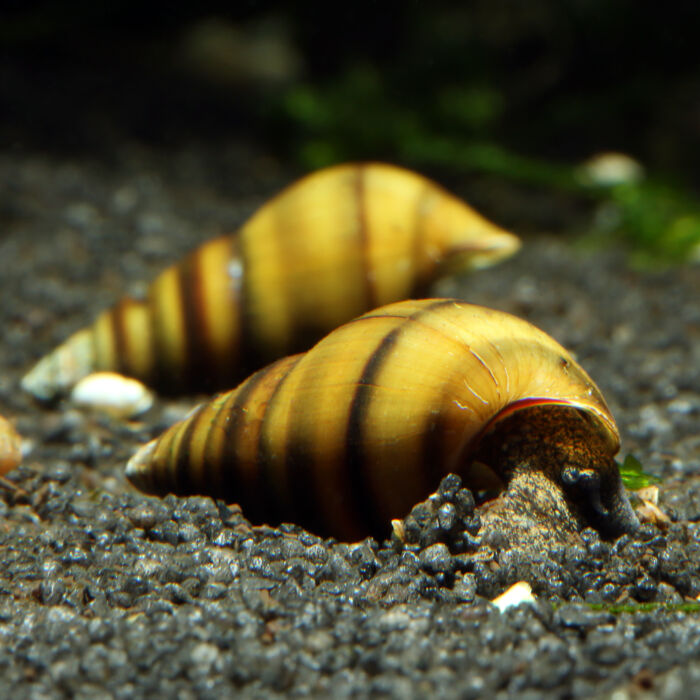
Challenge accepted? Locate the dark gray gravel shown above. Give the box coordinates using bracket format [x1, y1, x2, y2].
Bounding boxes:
[1, 147, 699, 699]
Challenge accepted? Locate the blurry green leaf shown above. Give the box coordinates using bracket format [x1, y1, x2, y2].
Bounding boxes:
[597, 181, 700, 263]
[663, 215, 700, 261]
[617, 454, 660, 491]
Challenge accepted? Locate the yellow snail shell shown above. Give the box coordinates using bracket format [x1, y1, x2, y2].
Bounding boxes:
[126, 298, 638, 541]
[21, 163, 519, 399]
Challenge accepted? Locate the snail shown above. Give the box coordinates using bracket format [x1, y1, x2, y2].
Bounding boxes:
[0, 415, 22, 475]
[126, 298, 639, 542]
[21, 163, 520, 399]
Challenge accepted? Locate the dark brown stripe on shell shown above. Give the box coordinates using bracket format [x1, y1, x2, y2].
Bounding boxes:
[345, 328, 401, 537]
[149, 292, 167, 391]
[255, 361, 299, 526]
[212, 366, 272, 508]
[177, 251, 209, 390]
[284, 416, 327, 537]
[202, 392, 240, 497]
[173, 406, 207, 494]
[110, 300, 130, 375]
[345, 299, 456, 537]
[159, 413, 186, 494]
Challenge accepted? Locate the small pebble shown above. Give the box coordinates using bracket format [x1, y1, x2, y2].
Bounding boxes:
[70, 372, 154, 418]
[0, 415, 22, 474]
[491, 582, 536, 612]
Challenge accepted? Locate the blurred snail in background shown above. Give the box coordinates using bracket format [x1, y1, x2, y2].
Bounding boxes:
[21, 163, 520, 399]
[126, 298, 639, 542]
[0, 415, 22, 475]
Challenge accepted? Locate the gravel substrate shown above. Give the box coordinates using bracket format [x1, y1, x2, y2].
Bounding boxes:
[0, 147, 699, 699]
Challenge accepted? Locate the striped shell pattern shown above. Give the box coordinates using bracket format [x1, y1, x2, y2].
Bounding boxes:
[21, 163, 520, 399]
[126, 299, 621, 541]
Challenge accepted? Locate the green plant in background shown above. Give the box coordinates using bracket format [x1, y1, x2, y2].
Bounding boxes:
[277, 65, 700, 264]
[590, 181, 700, 264]
[617, 454, 660, 491]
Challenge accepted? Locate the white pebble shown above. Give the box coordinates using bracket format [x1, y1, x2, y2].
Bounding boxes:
[70, 372, 154, 418]
[190, 642, 220, 670]
[491, 581, 536, 612]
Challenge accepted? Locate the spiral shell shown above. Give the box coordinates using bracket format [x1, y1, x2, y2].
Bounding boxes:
[126, 298, 636, 541]
[21, 163, 520, 400]
[0, 415, 22, 475]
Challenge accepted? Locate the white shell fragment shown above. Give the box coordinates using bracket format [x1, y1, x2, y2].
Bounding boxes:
[635, 486, 659, 506]
[635, 485, 671, 531]
[70, 372, 154, 418]
[491, 581, 536, 612]
[390, 519, 406, 543]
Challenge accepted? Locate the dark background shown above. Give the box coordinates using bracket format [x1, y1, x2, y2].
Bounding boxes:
[2, 1, 700, 255]
[2, 2, 698, 166]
